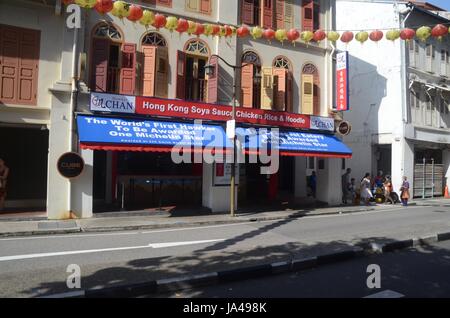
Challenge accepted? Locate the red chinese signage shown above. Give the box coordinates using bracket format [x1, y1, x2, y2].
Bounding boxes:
[135, 96, 311, 130]
[336, 52, 349, 111]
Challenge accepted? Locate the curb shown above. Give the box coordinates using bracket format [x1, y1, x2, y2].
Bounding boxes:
[44, 229, 450, 298]
[0, 228, 81, 238]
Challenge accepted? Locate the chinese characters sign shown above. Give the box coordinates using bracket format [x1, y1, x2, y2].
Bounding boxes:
[336, 52, 349, 111]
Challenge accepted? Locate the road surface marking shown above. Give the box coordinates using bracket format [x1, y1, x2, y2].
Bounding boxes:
[364, 290, 405, 298]
[0, 239, 224, 262]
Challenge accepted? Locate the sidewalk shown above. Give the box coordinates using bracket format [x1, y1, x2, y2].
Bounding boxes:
[0, 203, 400, 238]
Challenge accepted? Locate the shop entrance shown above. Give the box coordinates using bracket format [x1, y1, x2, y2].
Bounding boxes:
[239, 156, 295, 207]
[0, 126, 48, 213]
[93, 151, 203, 213]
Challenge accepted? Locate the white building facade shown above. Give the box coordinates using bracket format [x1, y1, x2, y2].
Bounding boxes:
[336, 0, 450, 197]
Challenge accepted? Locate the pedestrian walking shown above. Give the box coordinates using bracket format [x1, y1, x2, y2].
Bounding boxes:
[383, 175, 394, 204]
[341, 168, 352, 204]
[400, 176, 410, 206]
[360, 173, 373, 206]
[309, 171, 317, 198]
[0, 158, 9, 211]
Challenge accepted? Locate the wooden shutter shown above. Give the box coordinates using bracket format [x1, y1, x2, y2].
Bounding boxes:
[273, 68, 286, 111]
[155, 47, 168, 98]
[286, 71, 293, 113]
[276, 0, 284, 29]
[242, 0, 254, 25]
[261, 67, 274, 110]
[302, 0, 314, 31]
[284, 0, 294, 31]
[142, 45, 157, 97]
[187, 0, 199, 10]
[157, 0, 172, 6]
[241, 63, 254, 108]
[1, 25, 40, 105]
[200, 0, 211, 13]
[263, 0, 273, 29]
[0, 25, 20, 104]
[302, 74, 314, 114]
[313, 83, 320, 115]
[206, 55, 218, 103]
[119, 43, 136, 95]
[176, 50, 187, 99]
[90, 38, 109, 92]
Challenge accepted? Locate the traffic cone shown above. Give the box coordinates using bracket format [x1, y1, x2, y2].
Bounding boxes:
[445, 185, 450, 199]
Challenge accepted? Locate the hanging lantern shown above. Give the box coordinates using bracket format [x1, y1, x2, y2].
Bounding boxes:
[176, 18, 189, 34]
[94, 0, 113, 15]
[153, 13, 167, 30]
[287, 28, 300, 44]
[301, 31, 314, 44]
[355, 31, 369, 44]
[111, 1, 129, 19]
[187, 21, 196, 35]
[400, 28, 415, 41]
[204, 24, 214, 36]
[63, 0, 74, 5]
[193, 23, 205, 37]
[416, 26, 431, 42]
[432, 24, 447, 41]
[327, 31, 340, 42]
[237, 25, 250, 38]
[386, 29, 400, 41]
[275, 29, 288, 43]
[369, 30, 383, 42]
[225, 25, 234, 37]
[313, 30, 326, 43]
[127, 4, 143, 22]
[251, 26, 263, 39]
[212, 25, 221, 36]
[263, 28, 275, 42]
[219, 26, 227, 37]
[231, 26, 237, 36]
[140, 10, 155, 28]
[75, 0, 96, 8]
[165, 16, 178, 32]
[340, 31, 354, 43]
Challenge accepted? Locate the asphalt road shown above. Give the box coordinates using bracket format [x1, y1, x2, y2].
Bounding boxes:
[0, 205, 450, 297]
[158, 240, 450, 298]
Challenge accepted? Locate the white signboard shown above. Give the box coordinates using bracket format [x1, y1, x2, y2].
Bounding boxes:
[90, 92, 136, 114]
[213, 163, 239, 186]
[310, 116, 335, 132]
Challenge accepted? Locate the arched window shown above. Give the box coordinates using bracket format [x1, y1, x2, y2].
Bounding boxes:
[242, 51, 261, 66]
[93, 23, 122, 41]
[142, 32, 167, 47]
[273, 56, 292, 70]
[241, 51, 262, 109]
[301, 63, 320, 115]
[184, 39, 210, 56]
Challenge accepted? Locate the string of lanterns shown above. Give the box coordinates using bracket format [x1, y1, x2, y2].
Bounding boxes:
[65, 0, 450, 45]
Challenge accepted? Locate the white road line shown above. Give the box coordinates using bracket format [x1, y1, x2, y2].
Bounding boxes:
[0, 239, 224, 262]
[0, 205, 425, 242]
[364, 290, 405, 298]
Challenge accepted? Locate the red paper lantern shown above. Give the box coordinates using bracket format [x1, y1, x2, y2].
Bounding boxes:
[127, 4, 143, 22]
[287, 28, 300, 43]
[63, 0, 74, 5]
[94, 0, 113, 15]
[432, 24, 447, 40]
[236, 25, 250, 38]
[313, 29, 326, 42]
[400, 28, 415, 41]
[263, 28, 275, 41]
[225, 25, 233, 37]
[176, 18, 189, 34]
[369, 30, 384, 42]
[153, 13, 167, 29]
[340, 31, 354, 43]
[193, 23, 205, 36]
[212, 25, 221, 36]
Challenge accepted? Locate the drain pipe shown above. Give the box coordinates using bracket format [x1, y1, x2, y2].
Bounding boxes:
[68, 25, 80, 217]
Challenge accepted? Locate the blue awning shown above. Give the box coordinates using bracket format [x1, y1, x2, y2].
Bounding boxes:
[77, 115, 232, 153]
[236, 127, 352, 158]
